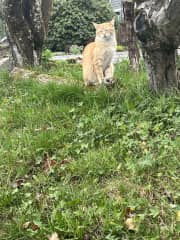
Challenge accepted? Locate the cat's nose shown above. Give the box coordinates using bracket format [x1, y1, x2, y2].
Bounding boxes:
[104, 34, 111, 39]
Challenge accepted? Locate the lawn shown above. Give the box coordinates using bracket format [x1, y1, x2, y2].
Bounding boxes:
[0, 61, 179, 240]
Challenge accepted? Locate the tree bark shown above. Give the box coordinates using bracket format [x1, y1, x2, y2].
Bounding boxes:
[142, 46, 177, 91]
[3, 0, 52, 67]
[134, 0, 180, 92]
[123, 1, 140, 70]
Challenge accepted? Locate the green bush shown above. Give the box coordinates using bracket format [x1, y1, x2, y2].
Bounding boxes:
[116, 45, 127, 52]
[42, 49, 53, 62]
[46, 0, 114, 52]
[69, 45, 83, 54]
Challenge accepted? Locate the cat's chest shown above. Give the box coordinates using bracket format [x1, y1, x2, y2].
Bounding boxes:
[102, 47, 115, 67]
[103, 47, 115, 57]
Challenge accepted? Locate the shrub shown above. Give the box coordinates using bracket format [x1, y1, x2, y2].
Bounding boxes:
[69, 45, 83, 55]
[116, 45, 127, 52]
[42, 49, 53, 62]
[46, 0, 114, 52]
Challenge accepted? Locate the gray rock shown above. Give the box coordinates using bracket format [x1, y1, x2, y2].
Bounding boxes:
[0, 37, 12, 71]
[0, 57, 13, 71]
[0, 37, 8, 44]
[0, 37, 10, 58]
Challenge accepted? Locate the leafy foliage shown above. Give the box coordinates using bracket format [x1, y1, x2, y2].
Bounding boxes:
[116, 45, 127, 52]
[69, 45, 83, 55]
[46, 0, 114, 51]
[42, 49, 53, 64]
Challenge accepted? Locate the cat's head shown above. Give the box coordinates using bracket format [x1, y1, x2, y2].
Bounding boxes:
[93, 18, 116, 42]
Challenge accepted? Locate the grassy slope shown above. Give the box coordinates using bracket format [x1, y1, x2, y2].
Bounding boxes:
[0, 61, 179, 240]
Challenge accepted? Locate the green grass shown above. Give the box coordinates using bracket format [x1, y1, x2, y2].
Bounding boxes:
[0, 61, 179, 240]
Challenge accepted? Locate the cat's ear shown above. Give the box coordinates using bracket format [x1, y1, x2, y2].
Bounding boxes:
[111, 17, 115, 25]
[93, 22, 98, 29]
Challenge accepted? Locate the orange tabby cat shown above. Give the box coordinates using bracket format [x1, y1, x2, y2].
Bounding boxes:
[82, 18, 117, 86]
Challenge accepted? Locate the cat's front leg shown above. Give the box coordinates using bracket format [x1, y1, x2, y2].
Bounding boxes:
[104, 63, 114, 86]
[94, 59, 104, 84]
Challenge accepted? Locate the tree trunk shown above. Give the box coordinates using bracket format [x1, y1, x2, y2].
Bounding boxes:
[0, 1, 5, 38]
[142, 45, 177, 91]
[123, 1, 140, 70]
[3, 0, 52, 67]
[134, 0, 180, 92]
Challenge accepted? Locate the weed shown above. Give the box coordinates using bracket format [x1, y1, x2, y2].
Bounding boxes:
[0, 61, 179, 240]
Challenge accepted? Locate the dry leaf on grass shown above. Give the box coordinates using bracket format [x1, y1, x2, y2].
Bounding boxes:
[60, 157, 73, 165]
[23, 221, 31, 229]
[13, 174, 30, 188]
[49, 232, 60, 240]
[42, 152, 57, 173]
[23, 221, 40, 231]
[126, 206, 135, 215]
[14, 178, 25, 188]
[124, 206, 138, 231]
[125, 217, 137, 231]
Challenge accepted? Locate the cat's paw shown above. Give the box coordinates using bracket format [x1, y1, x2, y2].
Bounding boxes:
[103, 77, 115, 87]
[86, 81, 99, 86]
